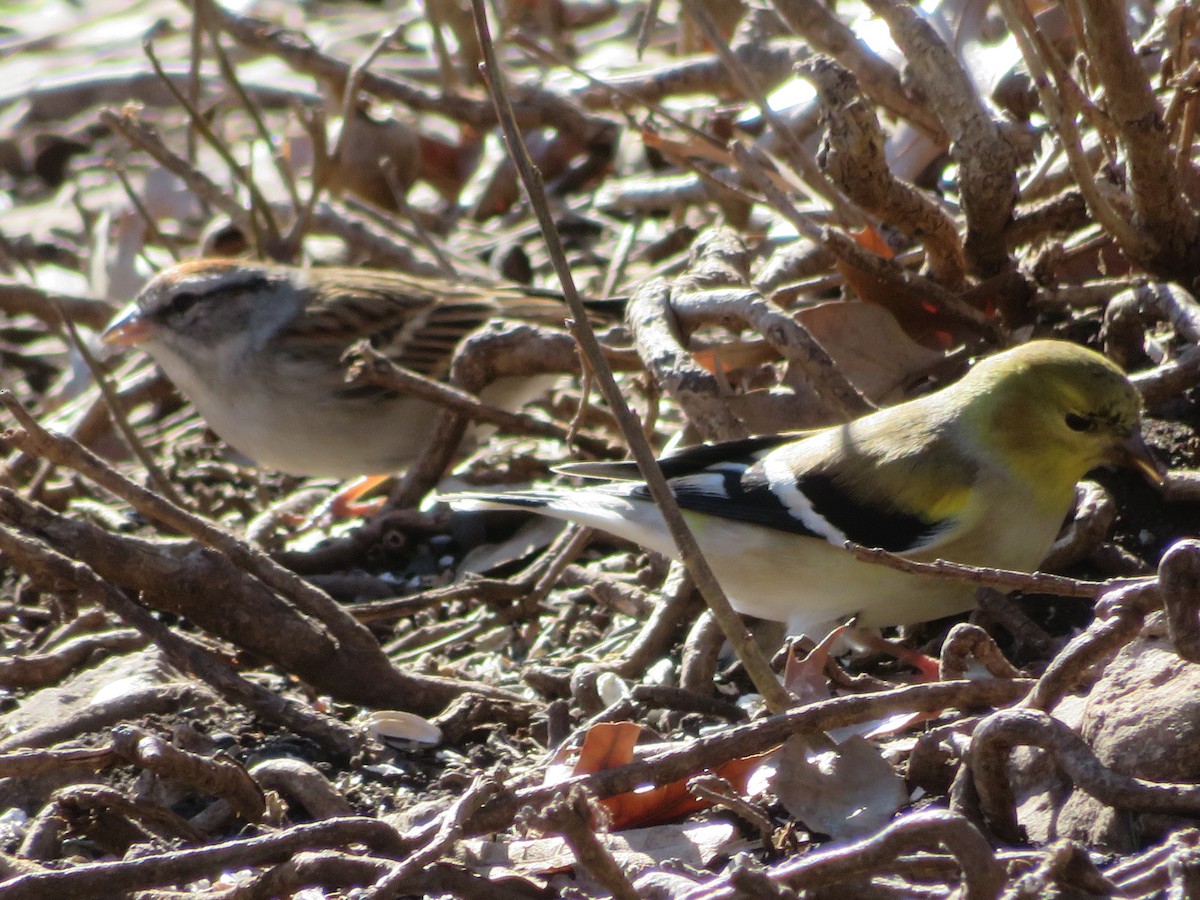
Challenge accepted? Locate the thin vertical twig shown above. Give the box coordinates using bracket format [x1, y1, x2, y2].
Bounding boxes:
[196, 0, 302, 212]
[143, 39, 281, 248]
[286, 26, 403, 253]
[468, 0, 793, 713]
[53, 304, 185, 508]
[677, 0, 856, 224]
[998, 0, 1145, 255]
[110, 163, 180, 262]
[186, 3, 203, 168]
[381, 161, 457, 279]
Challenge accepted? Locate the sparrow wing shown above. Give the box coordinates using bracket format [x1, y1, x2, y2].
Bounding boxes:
[282, 271, 584, 378]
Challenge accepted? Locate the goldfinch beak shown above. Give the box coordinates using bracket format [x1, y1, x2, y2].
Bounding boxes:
[1120, 431, 1166, 486]
[101, 307, 153, 346]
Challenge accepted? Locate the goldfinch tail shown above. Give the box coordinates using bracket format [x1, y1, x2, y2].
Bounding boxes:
[441, 488, 676, 558]
[445, 491, 563, 514]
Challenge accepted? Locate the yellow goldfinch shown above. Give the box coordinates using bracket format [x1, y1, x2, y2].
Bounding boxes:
[446, 340, 1163, 637]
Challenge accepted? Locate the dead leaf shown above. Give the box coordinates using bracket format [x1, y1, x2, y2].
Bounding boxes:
[573, 720, 642, 775]
[460, 820, 740, 878]
[325, 102, 420, 210]
[772, 733, 908, 840]
[558, 722, 775, 828]
[782, 638, 834, 705]
[789, 300, 946, 403]
[835, 226, 982, 347]
[457, 517, 566, 575]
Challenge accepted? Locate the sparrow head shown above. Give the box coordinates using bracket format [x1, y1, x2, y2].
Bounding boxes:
[102, 260, 303, 358]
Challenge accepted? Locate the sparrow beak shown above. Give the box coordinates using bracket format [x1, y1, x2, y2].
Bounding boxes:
[1120, 430, 1166, 487]
[101, 306, 153, 346]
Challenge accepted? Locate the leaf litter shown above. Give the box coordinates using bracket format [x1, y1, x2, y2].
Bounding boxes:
[3, 0, 1200, 898]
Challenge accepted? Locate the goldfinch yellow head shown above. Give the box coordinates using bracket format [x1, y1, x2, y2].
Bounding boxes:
[960, 340, 1160, 490]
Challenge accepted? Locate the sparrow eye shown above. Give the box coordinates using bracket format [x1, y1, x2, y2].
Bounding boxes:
[165, 291, 202, 317]
[1065, 412, 1094, 432]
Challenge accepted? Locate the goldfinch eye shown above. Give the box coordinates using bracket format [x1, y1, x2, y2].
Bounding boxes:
[1065, 413, 1093, 432]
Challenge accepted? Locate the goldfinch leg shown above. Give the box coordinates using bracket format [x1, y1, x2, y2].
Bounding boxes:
[845, 629, 942, 681]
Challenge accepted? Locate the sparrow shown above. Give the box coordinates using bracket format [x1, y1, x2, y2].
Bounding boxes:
[102, 259, 602, 477]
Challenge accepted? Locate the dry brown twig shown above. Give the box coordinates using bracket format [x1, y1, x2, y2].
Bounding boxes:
[666, 227, 874, 422]
[142, 38, 281, 249]
[21, 784, 207, 859]
[4, 3, 1199, 895]
[772, 0, 945, 140]
[801, 56, 967, 289]
[1040, 480, 1117, 571]
[677, 0, 852, 220]
[845, 541, 1116, 598]
[998, 0, 1146, 257]
[969, 708, 1200, 844]
[341, 339, 611, 457]
[98, 108, 255, 239]
[207, 3, 612, 140]
[109, 162, 181, 261]
[939, 623, 1023, 682]
[0, 394, 521, 714]
[0, 628, 146, 689]
[694, 808, 1006, 900]
[194, 0, 303, 211]
[54, 305, 184, 507]
[469, 0, 792, 712]
[626, 278, 749, 442]
[1076, 0, 1200, 279]
[363, 776, 499, 898]
[111, 725, 267, 822]
[862, 0, 1018, 277]
[465, 678, 1029, 835]
[0, 818, 410, 900]
[387, 319, 637, 508]
[610, 561, 700, 680]
[0, 514, 360, 760]
[730, 141, 1004, 341]
[523, 788, 640, 900]
[291, 25, 402, 251]
[0, 280, 117, 331]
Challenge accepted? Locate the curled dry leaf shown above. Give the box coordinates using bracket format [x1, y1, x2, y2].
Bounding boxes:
[460, 820, 739, 883]
[787, 300, 946, 404]
[554, 722, 774, 829]
[359, 709, 443, 746]
[772, 733, 909, 840]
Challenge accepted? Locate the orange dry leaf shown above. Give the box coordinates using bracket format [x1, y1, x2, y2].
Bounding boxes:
[852, 224, 894, 259]
[835, 225, 975, 349]
[691, 339, 778, 377]
[572, 720, 642, 776]
[570, 722, 774, 829]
